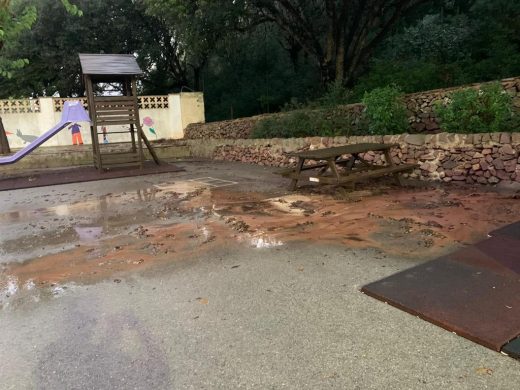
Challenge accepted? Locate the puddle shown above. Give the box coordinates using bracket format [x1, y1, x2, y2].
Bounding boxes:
[0, 272, 76, 309]
[245, 233, 284, 249]
[1, 178, 520, 307]
[268, 195, 313, 215]
[0, 180, 214, 264]
[153, 181, 206, 198]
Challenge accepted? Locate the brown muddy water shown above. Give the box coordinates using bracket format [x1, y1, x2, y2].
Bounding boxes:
[1, 176, 519, 309]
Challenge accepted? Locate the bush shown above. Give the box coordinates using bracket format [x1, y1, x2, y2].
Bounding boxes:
[434, 82, 518, 133]
[280, 81, 352, 112]
[317, 81, 352, 108]
[361, 85, 408, 135]
[252, 108, 355, 139]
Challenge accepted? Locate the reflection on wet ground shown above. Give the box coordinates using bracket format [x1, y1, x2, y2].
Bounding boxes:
[1, 173, 520, 309]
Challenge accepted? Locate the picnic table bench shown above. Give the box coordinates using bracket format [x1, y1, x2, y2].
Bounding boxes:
[278, 143, 417, 191]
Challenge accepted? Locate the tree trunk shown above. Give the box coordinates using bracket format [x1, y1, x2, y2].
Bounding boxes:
[319, 61, 335, 86]
[193, 66, 202, 91]
[0, 116, 11, 155]
[335, 32, 345, 83]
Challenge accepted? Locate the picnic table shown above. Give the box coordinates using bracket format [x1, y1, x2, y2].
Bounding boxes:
[279, 143, 417, 191]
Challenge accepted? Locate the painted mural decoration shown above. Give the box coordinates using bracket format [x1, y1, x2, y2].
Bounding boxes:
[142, 116, 157, 138]
[101, 126, 109, 144]
[16, 129, 38, 144]
[68, 123, 84, 145]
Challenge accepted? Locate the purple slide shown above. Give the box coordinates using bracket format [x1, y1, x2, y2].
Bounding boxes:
[0, 101, 91, 165]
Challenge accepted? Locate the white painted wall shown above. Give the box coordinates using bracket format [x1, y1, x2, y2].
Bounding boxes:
[1, 93, 205, 149]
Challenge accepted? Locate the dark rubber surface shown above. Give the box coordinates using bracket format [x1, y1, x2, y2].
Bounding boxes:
[361, 222, 520, 353]
[502, 337, 520, 359]
[0, 162, 183, 191]
[489, 221, 520, 241]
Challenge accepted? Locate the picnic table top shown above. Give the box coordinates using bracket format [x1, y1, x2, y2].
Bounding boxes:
[289, 143, 397, 160]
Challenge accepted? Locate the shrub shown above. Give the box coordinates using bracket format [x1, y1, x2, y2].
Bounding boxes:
[252, 108, 355, 139]
[361, 85, 408, 135]
[281, 81, 352, 112]
[434, 82, 518, 133]
[317, 81, 352, 108]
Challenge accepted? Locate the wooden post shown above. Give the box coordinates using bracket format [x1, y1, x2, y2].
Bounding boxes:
[85, 76, 102, 171]
[0, 116, 11, 155]
[125, 78, 137, 152]
[131, 79, 144, 169]
[289, 157, 305, 191]
[384, 148, 404, 186]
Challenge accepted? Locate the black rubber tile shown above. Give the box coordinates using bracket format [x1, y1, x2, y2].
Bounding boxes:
[489, 221, 520, 241]
[0, 162, 183, 191]
[361, 257, 520, 351]
[439, 245, 517, 277]
[502, 337, 520, 360]
[474, 236, 520, 275]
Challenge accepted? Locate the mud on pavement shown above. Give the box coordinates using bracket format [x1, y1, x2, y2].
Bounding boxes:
[1, 166, 520, 309]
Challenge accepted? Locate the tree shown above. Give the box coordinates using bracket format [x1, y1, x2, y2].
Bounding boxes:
[0, 0, 148, 98]
[249, 0, 430, 86]
[143, 0, 251, 91]
[0, 0, 36, 154]
[0, 0, 218, 97]
[203, 25, 320, 121]
[0, 0, 81, 154]
[352, 0, 520, 97]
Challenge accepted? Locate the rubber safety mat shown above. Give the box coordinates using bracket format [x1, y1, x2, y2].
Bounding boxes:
[0, 162, 184, 191]
[502, 337, 520, 359]
[361, 221, 520, 357]
[489, 221, 520, 241]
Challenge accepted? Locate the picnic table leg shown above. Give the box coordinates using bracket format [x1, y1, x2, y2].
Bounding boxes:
[345, 154, 357, 171]
[341, 155, 358, 191]
[317, 163, 329, 176]
[383, 149, 404, 186]
[289, 157, 305, 191]
[327, 157, 341, 181]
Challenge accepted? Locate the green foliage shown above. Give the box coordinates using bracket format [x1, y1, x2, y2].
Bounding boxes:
[252, 108, 354, 139]
[0, 0, 519, 126]
[317, 81, 351, 108]
[352, 60, 460, 100]
[381, 13, 473, 63]
[203, 25, 320, 121]
[0, 0, 158, 97]
[358, 1, 520, 98]
[0, 0, 81, 79]
[434, 82, 518, 133]
[361, 86, 408, 135]
[0, 1, 37, 78]
[60, 0, 83, 16]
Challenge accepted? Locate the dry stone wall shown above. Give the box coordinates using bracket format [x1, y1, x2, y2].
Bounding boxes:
[185, 132, 520, 185]
[185, 77, 520, 139]
[184, 116, 264, 139]
[405, 77, 520, 132]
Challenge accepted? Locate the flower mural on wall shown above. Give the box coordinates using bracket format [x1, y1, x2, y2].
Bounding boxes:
[142, 117, 157, 139]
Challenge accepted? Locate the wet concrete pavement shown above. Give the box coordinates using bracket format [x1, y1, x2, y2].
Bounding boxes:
[1, 161, 519, 389]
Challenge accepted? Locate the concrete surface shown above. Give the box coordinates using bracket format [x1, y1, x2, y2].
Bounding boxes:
[0, 143, 191, 172]
[0, 161, 519, 389]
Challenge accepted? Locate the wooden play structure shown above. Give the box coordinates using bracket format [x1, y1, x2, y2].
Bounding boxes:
[79, 53, 160, 171]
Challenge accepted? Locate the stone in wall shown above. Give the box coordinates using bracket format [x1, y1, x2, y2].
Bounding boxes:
[184, 116, 265, 139]
[202, 132, 520, 186]
[185, 77, 520, 139]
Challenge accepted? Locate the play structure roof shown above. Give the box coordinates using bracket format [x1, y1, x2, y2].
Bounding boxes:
[79, 54, 142, 76]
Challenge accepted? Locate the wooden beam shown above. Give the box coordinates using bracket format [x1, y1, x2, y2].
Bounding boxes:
[96, 119, 138, 126]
